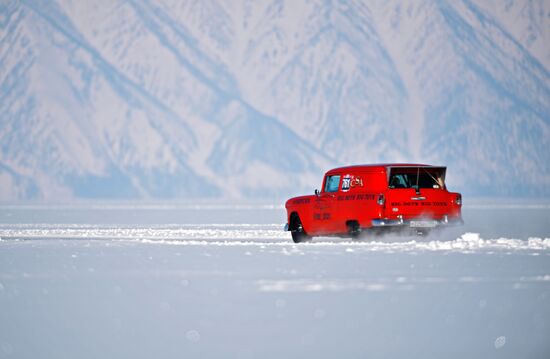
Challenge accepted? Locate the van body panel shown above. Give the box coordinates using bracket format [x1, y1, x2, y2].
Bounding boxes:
[285, 164, 462, 238]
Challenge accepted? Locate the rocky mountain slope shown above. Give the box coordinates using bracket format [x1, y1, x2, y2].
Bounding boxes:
[1, 0, 549, 199]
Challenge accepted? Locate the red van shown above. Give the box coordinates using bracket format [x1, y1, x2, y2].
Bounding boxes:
[284, 164, 463, 242]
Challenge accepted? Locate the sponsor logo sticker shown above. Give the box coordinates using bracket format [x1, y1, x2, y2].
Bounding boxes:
[342, 175, 351, 192]
[342, 174, 363, 192]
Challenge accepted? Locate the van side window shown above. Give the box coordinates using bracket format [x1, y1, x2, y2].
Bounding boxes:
[324, 175, 341, 192]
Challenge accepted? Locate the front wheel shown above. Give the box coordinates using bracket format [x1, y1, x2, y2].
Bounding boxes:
[290, 214, 311, 243]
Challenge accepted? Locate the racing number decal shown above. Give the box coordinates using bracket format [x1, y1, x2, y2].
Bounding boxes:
[313, 212, 331, 220]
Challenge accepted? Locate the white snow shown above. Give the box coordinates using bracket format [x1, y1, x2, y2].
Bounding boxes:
[1, 224, 549, 253]
[0, 201, 549, 358]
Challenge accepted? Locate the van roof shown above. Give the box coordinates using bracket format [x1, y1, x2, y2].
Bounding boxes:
[325, 163, 441, 174]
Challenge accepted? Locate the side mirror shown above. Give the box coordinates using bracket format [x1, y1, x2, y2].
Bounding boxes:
[314, 189, 320, 196]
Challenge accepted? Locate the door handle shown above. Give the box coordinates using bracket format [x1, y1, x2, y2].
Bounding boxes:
[411, 196, 426, 200]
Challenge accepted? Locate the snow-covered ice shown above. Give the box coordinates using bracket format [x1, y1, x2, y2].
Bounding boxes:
[0, 201, 549, 358]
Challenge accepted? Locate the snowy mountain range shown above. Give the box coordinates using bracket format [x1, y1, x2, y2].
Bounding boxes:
[1, 0, 549, 200]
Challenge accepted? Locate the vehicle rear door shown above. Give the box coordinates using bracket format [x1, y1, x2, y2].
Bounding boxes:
[385, 167, 451, 219]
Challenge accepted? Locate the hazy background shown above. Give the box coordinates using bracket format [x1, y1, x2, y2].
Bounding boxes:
[2, 4, 550, 358]
[1, 0, 549, 200]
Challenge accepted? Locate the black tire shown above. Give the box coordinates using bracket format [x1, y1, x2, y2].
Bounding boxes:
[347, 220, 361, 239]
[290, 214, 311, 243]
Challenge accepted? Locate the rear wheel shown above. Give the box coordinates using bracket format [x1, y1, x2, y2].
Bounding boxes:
[290, 214, 311, 243]
[347, 220, 361, 239]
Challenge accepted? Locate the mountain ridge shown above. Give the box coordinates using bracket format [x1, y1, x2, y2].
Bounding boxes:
[1, 0, 549, 200]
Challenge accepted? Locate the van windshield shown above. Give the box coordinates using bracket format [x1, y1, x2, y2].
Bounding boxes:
[388, 167, 446, 189]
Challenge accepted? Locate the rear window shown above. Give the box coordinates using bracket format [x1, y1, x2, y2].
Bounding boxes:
[324, 175, 341, 192]
[388, 167, 445, 189]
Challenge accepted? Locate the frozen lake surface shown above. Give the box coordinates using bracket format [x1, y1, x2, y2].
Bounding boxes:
[1, 200, 549, 358]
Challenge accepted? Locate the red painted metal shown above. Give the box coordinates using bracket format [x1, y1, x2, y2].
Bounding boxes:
[285, 164, 462, 237]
